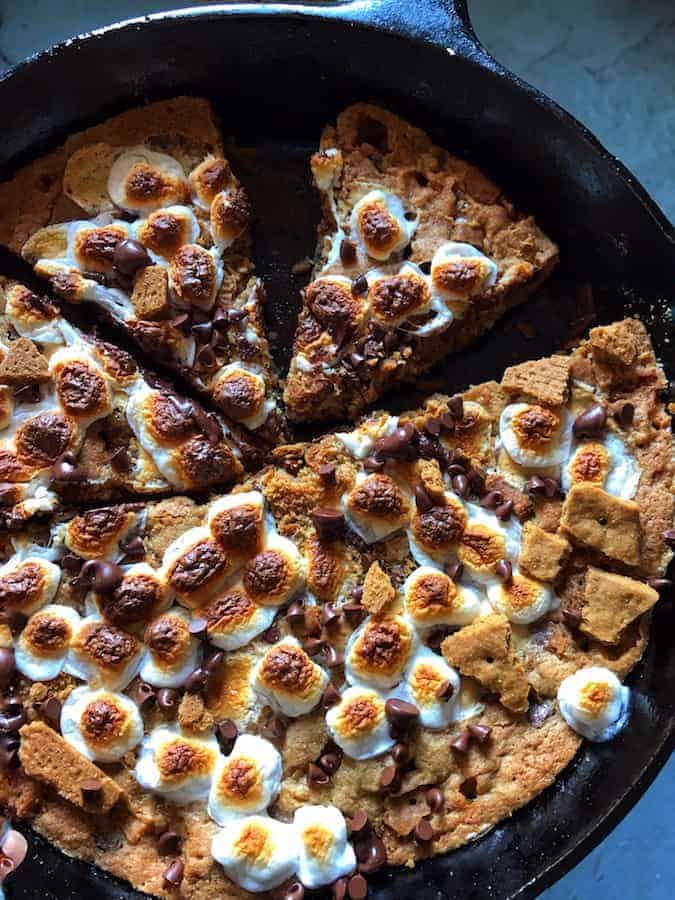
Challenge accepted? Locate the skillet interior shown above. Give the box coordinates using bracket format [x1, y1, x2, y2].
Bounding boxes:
[0, 6, 673, 898]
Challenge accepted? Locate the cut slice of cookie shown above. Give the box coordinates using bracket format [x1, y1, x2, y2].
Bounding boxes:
[0, 278, 253, 529]
[284, 103, 559, 422]
[0, 97, 284, 450]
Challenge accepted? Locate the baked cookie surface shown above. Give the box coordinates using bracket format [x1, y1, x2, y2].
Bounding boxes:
[0, 318, 670, 898]
[284, 104, 559, 423]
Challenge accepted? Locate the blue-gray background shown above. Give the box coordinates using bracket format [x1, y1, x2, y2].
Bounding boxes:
[0, 1, 672, 897]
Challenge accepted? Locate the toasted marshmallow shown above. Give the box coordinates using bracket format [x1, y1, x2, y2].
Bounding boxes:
[336, 414, 398, 460]
[61, 686, 143, 762]
[306, 537, 345, 603]
[97, 563, 171, 629]
[294, 805, 356, 888]
[558, 666, 630, 742]
[254, 637, 328, 717]
[170, 244, 221, 310]
[68, 222, 129, 275]
[15, 604, 80, 681]
[403, 567, 482, 629]
[5, 284, 63, 345]
[14, 410, 76, 470]
[66, 615, 142, 690]
[345, 614, 417, 689]
[487, 572, 555, 625]
[108, 147, 188, 212]
[203, 586, 276, 652]
[344, 472, 411, 544]
[408, 494, 467, 566]
[0, 386, 13, 431]
[189, 157, 233, 209]
[351, 190, 416, 261]
[50, 346, 112, 426]
[562, 433, 640, 500]
[208, 735, 282, 824]
[162, 526, 231, 607]
[210, 186, 250, 248]
[0, 556, 61, 615]
[125, 385, 195, 489]
[64, 506, 137, 561]
[212, 652, 261, 729]
[325, 686, 393, 760]
[367, 262, 432, 326]
[211, 815, 299, 893]
[500, 403, 572, 469]
[242, 533, 306, 608]
[305, 276, 369, 347]
[207, 491, 266, 557]
[401, 645, 461, 730]
[134, 725, 220, 803]
[134, 205, 200, 259]
[430, 242, 498, 311]
[213, 364, 270, 429]
[458, 504, 521, 587]
[140, 607, 200, 688]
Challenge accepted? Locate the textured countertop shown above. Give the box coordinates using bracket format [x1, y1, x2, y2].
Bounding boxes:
[0, 1, 672, 898]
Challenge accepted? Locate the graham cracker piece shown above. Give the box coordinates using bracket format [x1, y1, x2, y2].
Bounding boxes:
[131, 265, 170, 320]
[362, 561, 396, 615]
[518, 522, 571, 582]
[415, 458, 446, 503]
[19, 721, 123, 813]
[441, 613, 529, 713]
[588, 321, 638, 366]
[560, 484, 642, 567]
[0, 337, 50, 385]
[501, 355, 571, 406]
[178, 692, 214, 735]
[580, 567, 659, 644]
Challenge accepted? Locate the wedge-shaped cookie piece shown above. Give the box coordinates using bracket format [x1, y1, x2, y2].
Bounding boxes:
[580, 567, 659, 644]
[0, 97, 283, 449]
[560, 484, 641, 567]
[518, 522, 571, 582]
[0, 279, 245, 528]
[441, 613, 529, 713]
[284, 103, 558, 421]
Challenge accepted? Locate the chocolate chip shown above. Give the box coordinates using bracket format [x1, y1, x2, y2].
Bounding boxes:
[80, 559, 124, 595]
[391, 742, 410, 767]
[321, 603, 341, 628]
[379, 763, 400, 792]
[322, 683, 341, 709]
[340, 239, 357, 265]
[205, 650, 224, 677]
[157, 688, 179, 712]
[185, 667, 207, 693]
[447, 394, 464, 420]
[495, 559, 513, 584]
[303, 637, 325, 657]
[349, 810, 370, 834]
[6, 611, 27, 636]
[157, 831, 182, 856]
[528, 697, 554, 728]
[191, 321, 213, 343]
[542, 477, 562, 499]
[348, 874, 368, 900]
[308, 762, 330, 788]
[480, 490, 503, 510]
[163, 859, 184, 888]
[452, 474, 470, 498]
[277, 881, 305, 900]
[615, 402, 635, 429]
[414, 819, 434, 843]
[171, 312, 193, 335]
[317, 462, 337, 484]
[355, 833, 386, 874]
[450, 729, 471, 752]
[40, 696, 62, 730]
[0, 649, 15, 688]
[495, 500, 514, 521]
[319, 749, 342, 776]
[425, 787, 444, 813]
[81, 777, 102, 804]
[444, 559, 463, 581]
[110, 447, 132, 473]
[325, 643, 344, 669]
[0, 706, 26, 733]
[383, 331, 399, 352]
[352, 275, 368, 295]
[261, 624, 280, 643]
[113, 239, 152, 275]
[436, 679, 455, 701]
[362, 455, 385, 473]
[119, 535, 145, 561]
[414, 484, 434, 512]
[51, 451, 83, 483]
[135, 682, 156, 711]
[648, 578, 673, 592]
[285, 600, 305, 626]
[467, 465, 486, 495]
[573, 403, 607, 439]
[13, 383, 41, 404]
[562, 608, 582, 629]
[663, 529, 675, 548]
[343, 603, 365, 628]
[468, 723, 491, 743]
[188, 617, 208, 638]
[312, 507, 345, 541]
[384, 698, 420, 729]
[424, 417, 442, 437]
[333, 877, 349, 900]
[216, 719, 238, 754]
[374, 422, 417, 461]
[440, 411, 456, 433]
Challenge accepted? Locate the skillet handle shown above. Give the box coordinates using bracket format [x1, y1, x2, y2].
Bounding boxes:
[329, 0, 485, 54]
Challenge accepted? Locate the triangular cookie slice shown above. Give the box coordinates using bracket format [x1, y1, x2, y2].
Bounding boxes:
[0, 97, 283, 450]
[0, 278, 256, 529]
[284, 104, 558, 422]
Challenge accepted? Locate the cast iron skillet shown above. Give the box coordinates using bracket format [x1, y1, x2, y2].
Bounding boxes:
[0, 2, 673, 898]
